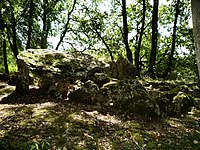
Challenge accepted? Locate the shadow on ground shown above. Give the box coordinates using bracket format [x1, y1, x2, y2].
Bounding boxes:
[0, 101, 200, 149]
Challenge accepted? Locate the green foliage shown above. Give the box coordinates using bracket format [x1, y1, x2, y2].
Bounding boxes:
[0, 47, 17, 73]
[0, 0, 197, 81]
[29, 141, 50, 150]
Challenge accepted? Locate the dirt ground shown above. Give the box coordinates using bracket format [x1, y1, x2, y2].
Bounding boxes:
[0, 81, 200, 149]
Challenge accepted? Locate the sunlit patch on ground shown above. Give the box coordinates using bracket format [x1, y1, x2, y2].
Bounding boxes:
[0, 82, 15, 100]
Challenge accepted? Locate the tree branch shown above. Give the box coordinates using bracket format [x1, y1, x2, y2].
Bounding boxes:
[56, 0, 77, 50]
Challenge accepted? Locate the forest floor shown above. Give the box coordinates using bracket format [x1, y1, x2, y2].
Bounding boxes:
[0, 79, 200, 150]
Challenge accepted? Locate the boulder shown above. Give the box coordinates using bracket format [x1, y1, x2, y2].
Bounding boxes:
[156, 91, 194, 116]
[86, 56, 137, 86]
[108, 56, 137, 80]
[18, 50, 137, 83]
[18, 49, 106, 82]
[18, 49, 106, 97]
[96, 79, 160, 117]
[156, 92, 176, 115]
[87, 67, 110, 87]
[69, 79, 160, 118]
[172, 92, 194, 116]
[69, 80, 99, 103]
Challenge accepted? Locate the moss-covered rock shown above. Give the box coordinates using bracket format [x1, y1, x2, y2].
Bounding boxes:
[18, 49, 106, 81]
[172, 92, 194, 116]
[70, 79, 160, 118]
[156, 92, 176, 115]
[87, 67, 110, 87]
[156, 91, 194, 116]
[96, 79, 160, 117]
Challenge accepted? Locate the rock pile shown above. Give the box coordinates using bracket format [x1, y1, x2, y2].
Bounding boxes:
[17, 49, 160, 118]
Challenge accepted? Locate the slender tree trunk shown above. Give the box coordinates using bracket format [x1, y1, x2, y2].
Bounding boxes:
[41, 0, 48, 49]
[56, 0, 76, 50]
[3, 40, 9, 74]
[11, 10, 18, 58]
[162, 0, 180, 78]
[40, 20, 51, 49]
[135, 0, 146, 75]
[95, 29, 114, 61]
[148, 0, 159, 78]
[26, 0, 34, 49]
[7, 0, 18, 58]
[41, 0, 60, 49]
[122, 0, 133, 63]
[0, 11, 9, 74]
[191, 0, 200, 82]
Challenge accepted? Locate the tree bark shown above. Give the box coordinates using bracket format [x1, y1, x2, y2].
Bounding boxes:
[40, 0, 60, 49]
[56, 0, 77, 50]
[11, 12, 18, 58]
[41, 0, 49, 49]
[191, 0, 200, 81]
[3, 39, 9, 74]
[162, 0, 180, 78]
[0, 11, 9, 74]
[26, 0, 34, 49]
[135, 0, 146, 75]
[7, 0, 18, 58]
[122, 0, 133, 63]
[148, 0, 159, 78]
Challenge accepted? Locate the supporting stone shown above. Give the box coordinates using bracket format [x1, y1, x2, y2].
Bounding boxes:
[15, 59, 29, 94]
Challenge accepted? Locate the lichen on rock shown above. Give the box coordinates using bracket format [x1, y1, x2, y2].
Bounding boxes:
[18, 49, 106, 81]
[93, 79, 160, 118]
[172, 92, 194, 116]
[156, 90, 194, 116]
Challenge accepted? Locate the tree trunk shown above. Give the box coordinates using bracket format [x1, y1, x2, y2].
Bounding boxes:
[122, 0, 133, 63]
[41, 0, 49, 49]
[135, 0, 146, 75]
[7, 0, 18, 58]
[162, 0, 180, 78]
[3, 39, 9, 74]
[148, 0, 159, 78]
[26, 0, 34, 50]
[56, 0, 77, 50]
[11, 12, 18, 58]
[191, 0, 200, 81]
[0, 10, 9, 74]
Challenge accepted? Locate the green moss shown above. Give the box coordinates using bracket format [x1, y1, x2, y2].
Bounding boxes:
[172, 92, 194, 115]
[146, 141, 157, 149]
